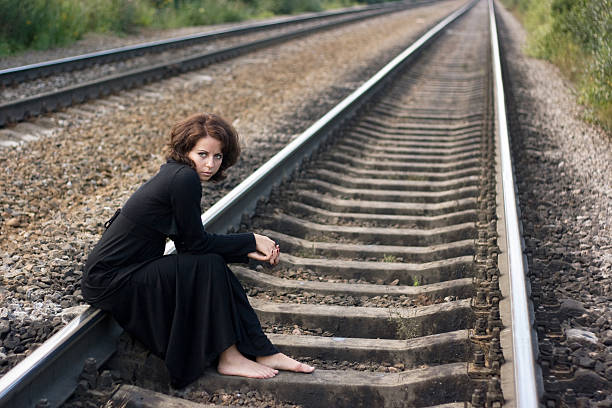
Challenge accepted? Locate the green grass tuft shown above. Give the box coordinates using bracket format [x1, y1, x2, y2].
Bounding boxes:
[382, 253, 397, 263]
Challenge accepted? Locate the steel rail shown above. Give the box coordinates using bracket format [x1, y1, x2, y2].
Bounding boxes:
[0, 1, 438, 128]
[0, 1, 477, 406]
[488, 0, 541, 406]
[0, 2, 395, 86]
[0, 308, 121, 408]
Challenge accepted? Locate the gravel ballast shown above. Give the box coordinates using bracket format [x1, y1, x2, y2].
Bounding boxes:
[496, 3, 611, 407]
[0, 0, 465, 375]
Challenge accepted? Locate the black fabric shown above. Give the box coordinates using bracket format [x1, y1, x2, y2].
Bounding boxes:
[82, 160, 277, 386]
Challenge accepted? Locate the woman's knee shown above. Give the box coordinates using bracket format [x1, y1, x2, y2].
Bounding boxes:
[202, 253, 226, 267]
[200, 253, 229, 278]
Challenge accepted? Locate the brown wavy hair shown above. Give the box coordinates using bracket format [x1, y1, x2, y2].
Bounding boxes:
[164, 113, 240, 182]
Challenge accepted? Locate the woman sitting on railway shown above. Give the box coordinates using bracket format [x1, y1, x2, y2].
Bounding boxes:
[81, 112, 314, 388]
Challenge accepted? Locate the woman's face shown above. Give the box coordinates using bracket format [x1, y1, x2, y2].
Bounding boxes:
[187, 136, 223, 182]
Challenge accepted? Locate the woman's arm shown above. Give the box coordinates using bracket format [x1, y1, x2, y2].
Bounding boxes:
[170, 167, 256, 260]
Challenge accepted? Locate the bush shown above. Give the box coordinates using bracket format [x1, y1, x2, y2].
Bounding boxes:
[256, 0, 323, 15]
[0, 0, 86, 54]
[501, 0, 611, 130]
[0, 0, 156, 54]
[158, 0, 251, 27]
[551, 0, 611, 120]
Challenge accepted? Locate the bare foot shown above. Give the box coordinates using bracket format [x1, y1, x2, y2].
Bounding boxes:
[257, 353, 315, 373]
[217, 345, 278, 379]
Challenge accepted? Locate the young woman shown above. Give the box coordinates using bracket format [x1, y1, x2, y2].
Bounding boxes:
[81, 113, 314, 388]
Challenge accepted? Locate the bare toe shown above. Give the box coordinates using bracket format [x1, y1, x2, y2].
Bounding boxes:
[257, 353, 315, 373]
[296, 362, 315, 373]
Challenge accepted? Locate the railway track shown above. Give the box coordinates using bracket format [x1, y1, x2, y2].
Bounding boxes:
[0, 0, 441, 129]
[0, 0, 542, 406]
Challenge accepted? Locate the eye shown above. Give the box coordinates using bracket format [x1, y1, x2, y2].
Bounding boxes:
[214, 154, 223, 160]
[198, 152, 208, 158]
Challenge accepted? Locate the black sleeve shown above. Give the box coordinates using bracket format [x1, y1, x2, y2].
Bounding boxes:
[169, 167, 256, 262]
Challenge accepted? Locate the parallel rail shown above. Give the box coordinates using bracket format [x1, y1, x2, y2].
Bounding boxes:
[0, 0, 542, 406]
[489, 0, 541, 405]
[0, 1, 412, 85]
[0, 0, 438, 128]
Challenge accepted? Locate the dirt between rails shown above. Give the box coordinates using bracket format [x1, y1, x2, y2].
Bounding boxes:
[172, 388, 302, 407]
[247, 286, 442, 308]
[296, 357, 415, 374]
[0, 0, 466, 376]
[263, 323, 336, 338]
[252, 264, 400, 285]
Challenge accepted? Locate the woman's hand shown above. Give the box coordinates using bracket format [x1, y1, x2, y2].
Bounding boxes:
[248, 233, 280, 266]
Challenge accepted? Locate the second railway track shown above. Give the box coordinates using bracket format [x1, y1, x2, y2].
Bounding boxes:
[0, 0, 444, 128]
[0, 0, 541, 406]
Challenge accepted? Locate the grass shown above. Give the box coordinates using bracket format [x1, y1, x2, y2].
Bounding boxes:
[382, 253, 397, 263]
[499, 0, 611, 131]
[388, 309, 419, 339]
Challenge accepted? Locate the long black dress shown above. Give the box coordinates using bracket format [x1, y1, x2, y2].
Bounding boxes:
[81, 160, 278, 387]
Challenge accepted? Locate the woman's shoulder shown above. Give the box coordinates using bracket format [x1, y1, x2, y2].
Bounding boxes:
[162, 160, 200, 192]
[162, 160, 197, 180]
